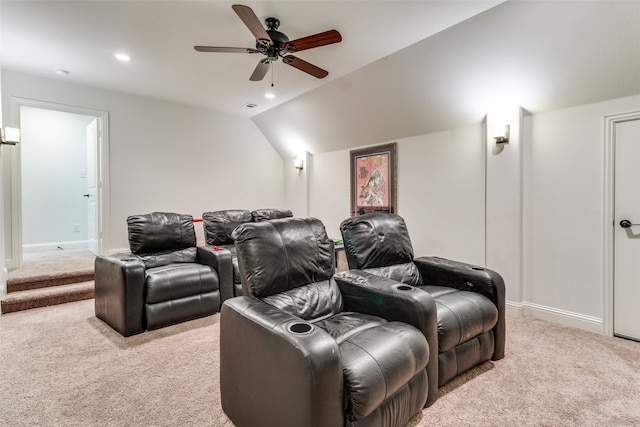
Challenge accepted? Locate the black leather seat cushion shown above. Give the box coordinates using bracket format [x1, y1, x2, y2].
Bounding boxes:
[315, 313, 429, 421]
[146, 263, 219, 304]
[419, 286, 498, 352]
[137, 247, 198, 269]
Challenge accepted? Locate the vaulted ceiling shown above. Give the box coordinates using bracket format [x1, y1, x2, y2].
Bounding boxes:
[3, 1, 640, 159]
[254, 1, 640, 157]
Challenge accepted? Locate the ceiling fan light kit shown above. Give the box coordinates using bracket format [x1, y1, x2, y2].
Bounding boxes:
[194, 4, 341, 81]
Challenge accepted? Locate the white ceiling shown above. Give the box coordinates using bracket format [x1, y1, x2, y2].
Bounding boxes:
[1, 0, 501, 117]
[2, 1, 640, 160]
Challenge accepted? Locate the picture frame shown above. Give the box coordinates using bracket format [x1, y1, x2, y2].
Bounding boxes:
[349, 142, 397, 216]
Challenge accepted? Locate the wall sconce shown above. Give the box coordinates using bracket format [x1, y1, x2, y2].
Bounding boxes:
[1, 127, 21, 145]
[294, 153, 304, 175]
[493, 123, 510, 144]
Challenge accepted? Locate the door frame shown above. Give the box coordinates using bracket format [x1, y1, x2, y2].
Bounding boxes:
[603, 110, 640, 336]
[7, 97, 110, 268]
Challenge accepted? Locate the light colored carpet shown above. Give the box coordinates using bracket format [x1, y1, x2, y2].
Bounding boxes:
[1, 299, 639, 426]
[7, 250, 96, 283]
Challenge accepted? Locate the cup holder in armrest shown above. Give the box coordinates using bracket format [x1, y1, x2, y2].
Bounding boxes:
[287, 322, 314, 335]
[395, 284, 414, 292]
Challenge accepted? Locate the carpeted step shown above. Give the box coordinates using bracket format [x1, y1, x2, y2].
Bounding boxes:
[7, 270, 95, 293]
[1, 281, 95, 314]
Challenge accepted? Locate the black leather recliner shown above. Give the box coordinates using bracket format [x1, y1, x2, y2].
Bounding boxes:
[220, 217, 434, 427]
[94, 212, 222, 336]
[339, 213, 505, 401]
[201, 208, 292, 302]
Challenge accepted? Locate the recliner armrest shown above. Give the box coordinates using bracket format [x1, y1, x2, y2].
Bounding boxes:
[414, 256, 504, 303]
[334, 269, 439, 406]
[94, 253, 146, 337]
[414, 256, 506, 360]
[335, 270, 436, 331]
[220, 297, 343, 427]
[197, 246, 233, 302]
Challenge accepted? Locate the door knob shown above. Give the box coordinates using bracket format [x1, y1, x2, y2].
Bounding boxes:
[620, 220, 639, 228]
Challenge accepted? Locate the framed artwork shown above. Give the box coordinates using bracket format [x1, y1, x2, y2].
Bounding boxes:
[350, 142, 397, 216]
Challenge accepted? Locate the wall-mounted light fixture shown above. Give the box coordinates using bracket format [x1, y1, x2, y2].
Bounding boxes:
[493, 123, 510, 144]
[1, 127, 21, 145]
[294, 153, 304, 175]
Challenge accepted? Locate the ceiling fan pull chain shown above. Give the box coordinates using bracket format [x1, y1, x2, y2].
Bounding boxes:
[271, 62, 275, 87]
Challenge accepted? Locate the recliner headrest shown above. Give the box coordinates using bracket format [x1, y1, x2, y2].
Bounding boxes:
[340, 213, 415, 269]
[251, 208, 293, 222]
[232, 217, 334, 298]
[202, 209, 253, 245]
[127, 212, 196, 255]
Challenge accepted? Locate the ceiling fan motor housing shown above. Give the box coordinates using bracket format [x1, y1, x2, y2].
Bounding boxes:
[257, 19, 291, 61]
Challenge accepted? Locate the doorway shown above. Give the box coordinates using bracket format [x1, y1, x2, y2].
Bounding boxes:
[605, 111, 640, 340]
[612, 117, 640, 341]
[6, 98, 109, 269]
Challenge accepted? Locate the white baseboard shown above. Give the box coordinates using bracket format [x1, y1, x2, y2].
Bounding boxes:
[507, 299, 604, 334]
[505, 300, 524, 317]
[23, 241, 88, 253]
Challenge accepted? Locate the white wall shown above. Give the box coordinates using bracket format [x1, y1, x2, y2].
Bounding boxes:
[299, 93, 640, 334]
[485, 107, 525, 310]
[284, 151, 311, 219]
[398, 126, 485, 265]
[309, 125, 486, 262]
[523, 94, 640, 329]
[309, 149, 351, 241]
[21, 107, 93, 251]
[2, 70, 285, 253]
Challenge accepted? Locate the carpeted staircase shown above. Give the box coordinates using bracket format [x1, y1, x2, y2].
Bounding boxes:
[1, 250, 96, 314]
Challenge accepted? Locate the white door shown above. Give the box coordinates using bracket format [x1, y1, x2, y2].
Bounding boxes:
[614, 118, 640, 341]
[86, 119, 99, 255]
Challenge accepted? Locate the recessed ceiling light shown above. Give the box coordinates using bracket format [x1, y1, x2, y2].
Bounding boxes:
[54, 68, 69, 76]
[114, 53, 131, 62]
[265, 93, 275, 99]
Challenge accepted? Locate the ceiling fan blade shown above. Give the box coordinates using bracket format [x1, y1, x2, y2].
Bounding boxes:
[286, 29, 342, 52]
[283, 55, 328, 79]
[232, 4, 272, 46]
[194, 46, 259, 54]
[250, 59, 271, 81]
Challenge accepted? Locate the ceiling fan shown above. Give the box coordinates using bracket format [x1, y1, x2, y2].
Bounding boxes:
[194, 4, 342, 81]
